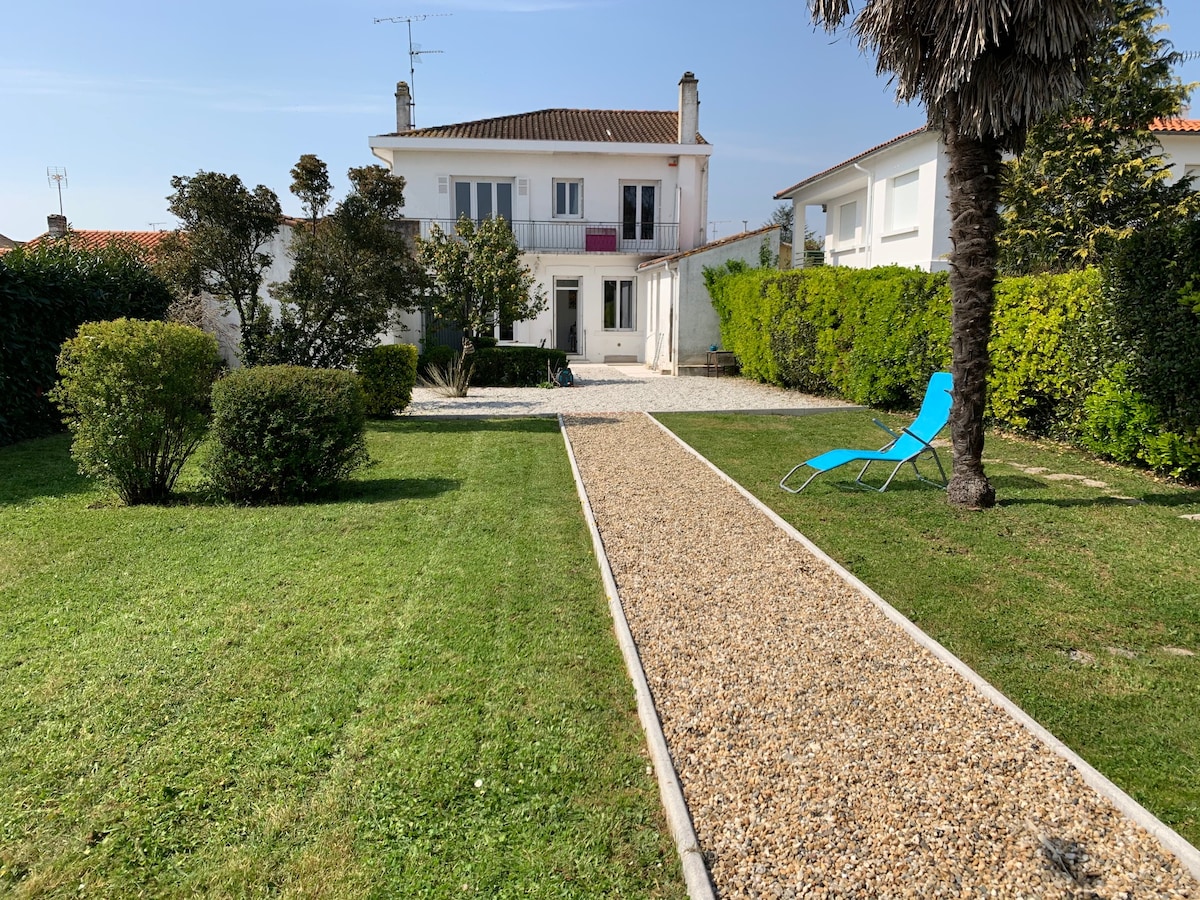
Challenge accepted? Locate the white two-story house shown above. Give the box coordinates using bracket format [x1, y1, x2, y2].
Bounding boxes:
[775, 119, 1200, 274]
[369, 73, 712, 364]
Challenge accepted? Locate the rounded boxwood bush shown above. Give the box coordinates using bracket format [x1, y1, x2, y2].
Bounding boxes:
[357, 343, 418, 417]
[206, 365, 369, 504]
[49, 318, 222, 505]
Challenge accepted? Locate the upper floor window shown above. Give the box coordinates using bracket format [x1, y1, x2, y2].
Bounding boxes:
[454, 179, 513, 223]
[837, 201, 858, 245]
[885, 170, 920, 234]
[554, 179, 583, 218]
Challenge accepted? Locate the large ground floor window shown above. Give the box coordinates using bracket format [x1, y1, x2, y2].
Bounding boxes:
[603, 278, 635, 331]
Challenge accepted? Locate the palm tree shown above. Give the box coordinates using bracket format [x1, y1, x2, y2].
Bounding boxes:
[809, 0, 1109, 508]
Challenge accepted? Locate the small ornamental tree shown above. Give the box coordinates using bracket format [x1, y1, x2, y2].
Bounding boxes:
[49, 319, 222, 505]
[419, 216, 547, 341]
[159, 170, 282, 366]
[264, 162, 424, 369]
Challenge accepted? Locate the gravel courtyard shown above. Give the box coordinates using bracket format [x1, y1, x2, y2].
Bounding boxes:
[407, 363, 852, 416]
[563, 412, 1198, 898]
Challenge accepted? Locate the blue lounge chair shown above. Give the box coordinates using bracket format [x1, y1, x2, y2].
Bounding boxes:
[780, 372, 954, 494]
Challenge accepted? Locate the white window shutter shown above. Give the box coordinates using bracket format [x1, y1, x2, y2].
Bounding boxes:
[436, 176, 451, 219]
[514, 177, 531, 221]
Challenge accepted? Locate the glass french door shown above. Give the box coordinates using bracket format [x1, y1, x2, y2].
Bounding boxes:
[620, 182, 656, 248]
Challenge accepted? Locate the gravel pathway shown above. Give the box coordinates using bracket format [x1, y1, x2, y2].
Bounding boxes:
[563, 412, 1198, 899]
[408, 364, 852, 416]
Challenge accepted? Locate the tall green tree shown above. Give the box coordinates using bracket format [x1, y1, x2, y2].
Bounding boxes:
[264, 162, 423, 369]
[418, 216, 547, 341]
[809, 0, 1108, 509]
[999, 0, 1199, 275]
[160, 171, 281, 366]
[289, 154, 332, 236]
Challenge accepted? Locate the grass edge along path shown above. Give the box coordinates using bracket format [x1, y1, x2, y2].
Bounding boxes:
[0, 421, 685, 898]
[655, 410, 1200, 851]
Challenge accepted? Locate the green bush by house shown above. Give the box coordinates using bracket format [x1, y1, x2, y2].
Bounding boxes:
[357, 343, 418, 417]
[707, 258, 1200, 480]
[0, 240, 174, 447]
[206, 365, 369, 504]
[49, 318, 222, 505]
[470, 346, 568, 387]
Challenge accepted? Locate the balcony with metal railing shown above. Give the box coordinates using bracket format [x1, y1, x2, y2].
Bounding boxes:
[417, 219, 680, 256]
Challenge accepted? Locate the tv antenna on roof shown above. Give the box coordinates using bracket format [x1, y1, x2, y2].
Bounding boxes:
[47, 167, 68, 216]
[373, 13, 449, 128]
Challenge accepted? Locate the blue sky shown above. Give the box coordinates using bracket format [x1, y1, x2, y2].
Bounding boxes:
[4, 0, 1200, 242]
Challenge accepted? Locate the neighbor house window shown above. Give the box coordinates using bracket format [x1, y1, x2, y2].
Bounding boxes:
[554, 179, 583, 218]
[453, 179, 514, 223]
[603, 278, 635, 330]
[837, 201, 858, 245]
[886, 170, 920, 233]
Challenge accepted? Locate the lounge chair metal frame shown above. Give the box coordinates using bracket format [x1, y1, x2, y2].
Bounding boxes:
[780, 372, 953, 494]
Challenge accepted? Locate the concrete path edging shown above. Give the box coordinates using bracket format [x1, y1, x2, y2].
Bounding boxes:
[647, 411, 1200, 885]
[558, 414, 717, 900]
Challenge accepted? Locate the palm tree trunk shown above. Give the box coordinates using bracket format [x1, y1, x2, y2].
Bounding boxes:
[944, 94, 1000, 509]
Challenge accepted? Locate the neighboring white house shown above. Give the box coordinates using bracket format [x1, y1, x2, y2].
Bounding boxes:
[776, 118, 1200, 273]
[368, 73, 712, 365]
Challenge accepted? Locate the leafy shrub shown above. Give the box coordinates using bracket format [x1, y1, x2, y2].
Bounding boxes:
[357, 343, 418, 417]
[988, 270, 1102, 436]
[470, 347, 568, 387]
[206, 366, 369, 503]
[417, 344, 456, 377]
[0, 239, 174, 447]
[48, 318, 221, 505]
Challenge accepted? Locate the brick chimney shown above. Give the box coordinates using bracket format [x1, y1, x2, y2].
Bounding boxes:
[678, 72, 699, 145]
[47, 214, 68, 239]
[395, 81, 413, 133]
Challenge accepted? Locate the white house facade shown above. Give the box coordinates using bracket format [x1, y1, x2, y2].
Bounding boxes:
[777, 119, 1200, 274]
[368, 73, 712, 365]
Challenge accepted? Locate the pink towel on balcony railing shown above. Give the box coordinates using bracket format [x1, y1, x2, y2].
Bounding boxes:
[585, 227, 617, 252]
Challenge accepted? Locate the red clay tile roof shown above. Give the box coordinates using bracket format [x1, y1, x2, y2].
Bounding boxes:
[1151, 117, 1200, 133]
[774, 127, 929, 199]
[21, 230, 174, 256]
[382, 109, 706, 144]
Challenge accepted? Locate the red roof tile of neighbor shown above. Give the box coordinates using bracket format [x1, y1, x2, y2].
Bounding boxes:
[383, 109, 707, 144]
[1151, 117, 1200, 132]
[22, 230, 174, 255]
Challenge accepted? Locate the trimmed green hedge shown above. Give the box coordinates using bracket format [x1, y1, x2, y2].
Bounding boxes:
[470, 347, 568, 387]
[419, 345, 568, 387]
[707, 263, 1199, 480]
[0, 240, 174, 447]
[358, 343, 418, 417]
[206, 366, 369, 504]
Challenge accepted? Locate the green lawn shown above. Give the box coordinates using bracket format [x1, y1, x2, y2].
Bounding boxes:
[656, 410, 1200, 847]
[0, 421, 684, 898]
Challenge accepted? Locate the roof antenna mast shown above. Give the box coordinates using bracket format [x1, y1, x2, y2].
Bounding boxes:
[47, 167, 68, 216]
[373, 13, 449, 129]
